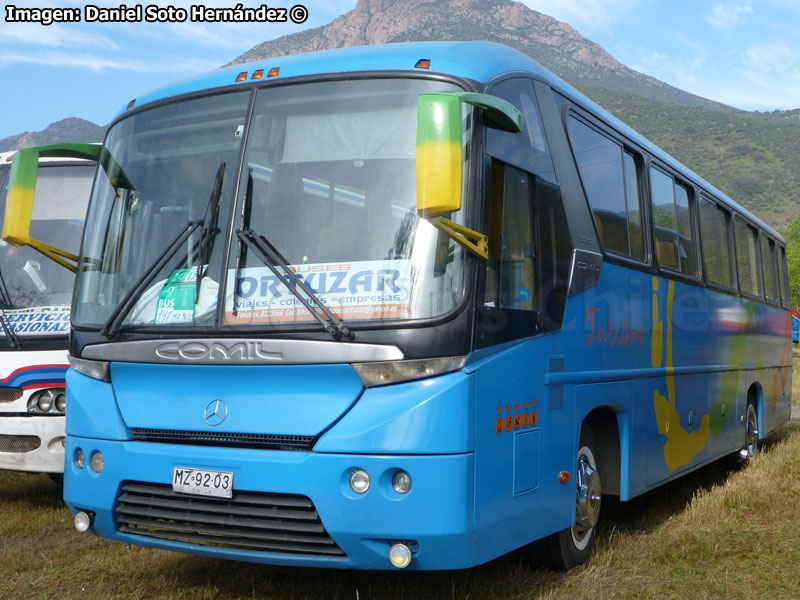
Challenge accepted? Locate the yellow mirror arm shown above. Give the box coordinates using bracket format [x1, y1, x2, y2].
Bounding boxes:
[431, 217, 488, 260]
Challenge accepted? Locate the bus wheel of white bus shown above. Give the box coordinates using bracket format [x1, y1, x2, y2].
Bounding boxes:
[743, 402, 758, 460]
[532, 428, 601, 570]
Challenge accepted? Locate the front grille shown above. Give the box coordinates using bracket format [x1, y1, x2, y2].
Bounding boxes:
[115, 482, 345, 557]
[0, 434, 41, 453]
[0, 387, 22, 403]
[130, 429, 315, 451]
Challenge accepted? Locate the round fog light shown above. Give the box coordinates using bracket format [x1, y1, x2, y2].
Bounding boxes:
[74, 448, 85, 469]
[90, 451, 104, 473]
[55, 393, 66, 413]
[349, 469, 370, 494]
[74, 511, 91, 533]
[392, 471, 412, 494]
[37, 390, 53, 413]
[389, 543, 412, 568]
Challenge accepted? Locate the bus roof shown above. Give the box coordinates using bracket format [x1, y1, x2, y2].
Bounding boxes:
[121, 40, 781, 242]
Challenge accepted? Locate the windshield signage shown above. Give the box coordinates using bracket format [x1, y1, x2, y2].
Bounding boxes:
[0, 305, 70, 336]
[224, 259, 412, 324]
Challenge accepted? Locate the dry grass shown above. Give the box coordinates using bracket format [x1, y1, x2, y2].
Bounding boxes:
[1, 421, 799, 599]
[792, 353, 800, 405]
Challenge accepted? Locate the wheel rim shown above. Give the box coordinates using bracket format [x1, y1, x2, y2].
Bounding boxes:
[745, 404, 758, 458]
[572, 446, 601, 550]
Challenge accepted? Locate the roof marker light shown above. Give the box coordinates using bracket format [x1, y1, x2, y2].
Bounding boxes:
[5, 156, 12, 162]
[235, 71, 248, 82]
[251, 69, 264, 80]
[267, 67, 280, 78]
[127, 99, 136, 110]
[415, 59, 431, 69]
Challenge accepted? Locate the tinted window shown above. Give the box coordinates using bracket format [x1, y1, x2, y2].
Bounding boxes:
[780, 247, 791, 307]
[735, 218, 760, 297]
[623, 152, 645, 261]
[650, 167, 696, 277]
[567, 116, 644, 261]
[698, 197, 733, 287]
[488, 78, 556, 185]
[761, 235, 778, 304]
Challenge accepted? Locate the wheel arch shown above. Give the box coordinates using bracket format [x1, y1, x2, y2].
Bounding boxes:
[581, 406, 621, 496]
[747, 381, 763, 440]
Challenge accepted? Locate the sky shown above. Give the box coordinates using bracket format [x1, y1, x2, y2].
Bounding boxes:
[1, 0, 800, 140]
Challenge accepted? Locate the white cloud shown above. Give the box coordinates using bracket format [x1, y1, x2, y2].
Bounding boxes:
[0, 49, 218, 74]
[705, 3, 754, 30]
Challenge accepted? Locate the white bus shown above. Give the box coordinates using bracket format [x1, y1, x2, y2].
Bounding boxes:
[0, 146, 95, 477]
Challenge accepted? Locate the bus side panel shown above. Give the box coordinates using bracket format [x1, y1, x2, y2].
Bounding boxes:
[705, 370, 744, 459]
[472, 338, 574, 564]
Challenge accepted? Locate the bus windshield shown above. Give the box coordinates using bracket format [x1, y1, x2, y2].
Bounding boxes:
[0, 164, 93, 337]
[73, 78, 467, 333]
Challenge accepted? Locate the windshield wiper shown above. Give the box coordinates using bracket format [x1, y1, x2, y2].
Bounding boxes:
[100, 219, 202, 339]
[0, 268, 22, 348]
[101, 162, 232, 339]
[194, 162, 225, 302]
[0, 314, 21, 349]
[236, 229, 354, 341]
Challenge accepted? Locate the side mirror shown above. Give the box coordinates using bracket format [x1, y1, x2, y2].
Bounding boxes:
[3, 143, 100, 272]
[415, 92, 523, 259]
[416, 91, 523, 218]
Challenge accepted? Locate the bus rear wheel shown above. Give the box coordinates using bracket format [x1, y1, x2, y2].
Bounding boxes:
[533, 428, 601, 570]
[741, 402, 758, 460]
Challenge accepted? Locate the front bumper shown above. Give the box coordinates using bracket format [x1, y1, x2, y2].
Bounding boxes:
[64, 435, 476, 570]
[0, 415, 65, 473]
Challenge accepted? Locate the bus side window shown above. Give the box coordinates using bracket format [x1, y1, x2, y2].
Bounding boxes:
[698, 196, 733, 288]
[477, 79, 570, 347]
[779, 246, 791, 308]
[650, 167, 697, 277]
[566, 116, 645, 262]
[760, 234, 778, 304]
[734, 217, 761, 298]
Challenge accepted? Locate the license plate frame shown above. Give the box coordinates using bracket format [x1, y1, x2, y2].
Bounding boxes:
[172, 467, 233, 499]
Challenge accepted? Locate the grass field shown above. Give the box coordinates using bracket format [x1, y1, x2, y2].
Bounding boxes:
[1, 418, 799, 600]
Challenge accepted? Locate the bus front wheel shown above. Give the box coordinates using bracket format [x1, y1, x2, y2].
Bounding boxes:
[532, 428, 601, 570]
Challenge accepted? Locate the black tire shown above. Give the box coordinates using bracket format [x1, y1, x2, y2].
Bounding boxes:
[47, 473, 63, 486]
[743, 402, 758, 460]
[531, 427, 601, 570]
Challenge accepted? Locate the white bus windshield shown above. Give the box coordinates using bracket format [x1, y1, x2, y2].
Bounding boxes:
[0, 164, 94, 337]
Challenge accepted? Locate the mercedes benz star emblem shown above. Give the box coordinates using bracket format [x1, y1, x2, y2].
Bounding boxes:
[204, 399, 228, 426]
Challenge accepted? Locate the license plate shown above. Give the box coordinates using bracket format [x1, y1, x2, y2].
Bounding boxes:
[172, 467, 233, 499]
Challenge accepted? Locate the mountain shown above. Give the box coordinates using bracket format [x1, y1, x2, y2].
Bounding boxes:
[229, 0, 734, 112]
[227, 0, 800, 229]
[0, 118, 105, 153]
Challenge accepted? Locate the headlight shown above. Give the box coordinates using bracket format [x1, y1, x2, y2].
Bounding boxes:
[69, 355, 110, 382]
[37, 391, 53, 413]
[55, 392, 66, 413]
[352, 356, 466, 387]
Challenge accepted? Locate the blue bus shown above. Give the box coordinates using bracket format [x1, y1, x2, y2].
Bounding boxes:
[10, 41, 791, 570]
